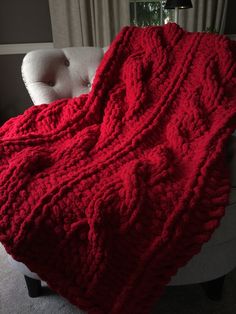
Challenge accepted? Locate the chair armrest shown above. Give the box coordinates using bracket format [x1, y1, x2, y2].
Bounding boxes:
[228, 136, 236, 187]
[226, 136, 234, 161]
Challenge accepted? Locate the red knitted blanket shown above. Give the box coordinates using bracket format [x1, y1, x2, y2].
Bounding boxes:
[0, 24, 236, 313]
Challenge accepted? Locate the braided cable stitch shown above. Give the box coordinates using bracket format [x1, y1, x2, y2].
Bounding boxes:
[0, 24, 236, 314]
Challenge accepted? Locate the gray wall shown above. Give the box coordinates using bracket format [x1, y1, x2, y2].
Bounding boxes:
[0, 0, 52, 44]
[0, 0, 52, 125]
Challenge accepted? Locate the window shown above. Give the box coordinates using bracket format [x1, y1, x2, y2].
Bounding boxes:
[130, 0, 174, 27]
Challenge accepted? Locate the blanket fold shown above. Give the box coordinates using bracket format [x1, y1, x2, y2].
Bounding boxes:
[0, 23, 236, 313]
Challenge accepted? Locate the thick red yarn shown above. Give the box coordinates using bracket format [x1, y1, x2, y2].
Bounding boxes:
[0, 24, 236, 313]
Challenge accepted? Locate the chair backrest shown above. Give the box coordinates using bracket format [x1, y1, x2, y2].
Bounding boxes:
[21, 47, 107, 105]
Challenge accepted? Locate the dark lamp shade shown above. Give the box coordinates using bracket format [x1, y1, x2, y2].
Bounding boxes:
[164, 0, 193, 9]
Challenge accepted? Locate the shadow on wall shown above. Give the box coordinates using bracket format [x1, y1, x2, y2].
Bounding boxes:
[225, 0, 236, 34]
[0, 54, 32, 126]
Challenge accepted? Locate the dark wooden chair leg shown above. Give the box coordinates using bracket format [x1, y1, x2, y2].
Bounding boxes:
[24, 275, 42, 298]
[201, 275, 225, 301]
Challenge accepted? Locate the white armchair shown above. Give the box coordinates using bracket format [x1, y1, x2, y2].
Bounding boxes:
[7, 46, 236, 300]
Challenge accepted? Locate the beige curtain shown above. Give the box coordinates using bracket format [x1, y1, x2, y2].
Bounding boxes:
[49, 0, 130, 47]
[178, 0, 228, 34]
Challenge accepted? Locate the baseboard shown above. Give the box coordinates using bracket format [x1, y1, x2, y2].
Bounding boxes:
[0, 42, 54, 55]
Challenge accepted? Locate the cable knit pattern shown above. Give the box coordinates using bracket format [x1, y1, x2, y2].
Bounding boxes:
[1, 24, 236, 313]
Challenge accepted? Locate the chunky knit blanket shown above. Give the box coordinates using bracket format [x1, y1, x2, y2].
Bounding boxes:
[0, 23, 236, 313]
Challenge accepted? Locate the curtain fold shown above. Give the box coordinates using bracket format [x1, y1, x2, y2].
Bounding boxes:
[49, 0, 130, 47]
[178, 0, 228, 34]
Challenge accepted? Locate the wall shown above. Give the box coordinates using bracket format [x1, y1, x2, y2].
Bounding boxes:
[0, 0, 52, 125]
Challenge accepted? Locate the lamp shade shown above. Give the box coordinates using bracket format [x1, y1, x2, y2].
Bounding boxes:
[164, 0, 193, 9]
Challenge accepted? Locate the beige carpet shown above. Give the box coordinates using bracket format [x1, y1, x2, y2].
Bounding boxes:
[0, 243, 236, 314]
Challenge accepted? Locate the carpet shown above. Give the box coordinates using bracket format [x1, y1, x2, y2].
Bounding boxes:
[0, 244, 236, 314]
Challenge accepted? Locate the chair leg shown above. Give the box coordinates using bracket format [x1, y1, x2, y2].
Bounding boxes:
[24, 275, 42, 298]
[201, 275, 225, 301]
